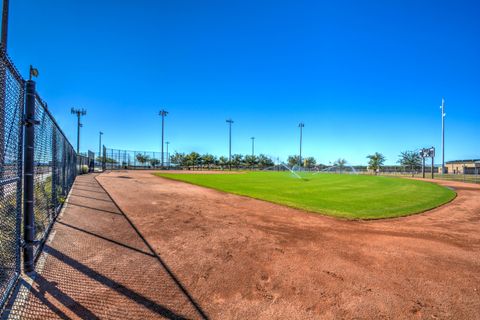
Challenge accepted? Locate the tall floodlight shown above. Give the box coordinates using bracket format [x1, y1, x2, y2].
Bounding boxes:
[251, 137, 255, 156]
[159, 109, 168, 167]
[98, 131, 103, 162]
[440, 98, 446, 175]
[226, 119, 234, 169]
[71, 108, 87, 154]
[298, 122, 305, 166]
[1, 0, 9, 49]
[165, 141, 170, 167]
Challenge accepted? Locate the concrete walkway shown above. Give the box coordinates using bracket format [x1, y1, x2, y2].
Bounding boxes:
[4, 174, 206, 320]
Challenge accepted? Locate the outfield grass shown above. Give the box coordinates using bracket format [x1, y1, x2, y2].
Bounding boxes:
[155, 172, 456, 219]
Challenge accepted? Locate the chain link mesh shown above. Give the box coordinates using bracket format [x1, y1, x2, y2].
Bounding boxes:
[32, 96, 77, 259]
[104, 148, 167, 170]
[0, 49, 24, 310]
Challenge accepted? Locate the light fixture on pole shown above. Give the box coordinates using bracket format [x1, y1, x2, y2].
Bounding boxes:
[159, 109, 168, 167]
[71, 108, 87, 154]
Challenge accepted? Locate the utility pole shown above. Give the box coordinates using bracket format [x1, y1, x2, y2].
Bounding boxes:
[298, 122, 304, 166]
[159, 109, 168, 167]
[440, 98, 446, 175]
[165, 141, 170, 167]
[98, 131, 103, 162]
[251, 137, 255, 156]
[71, 108, 86, 154]
[226, 119, 234, 170]
[1, 0, 9, 50]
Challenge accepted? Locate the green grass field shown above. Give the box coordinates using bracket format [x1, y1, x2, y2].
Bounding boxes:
[155, 172, 456, 219]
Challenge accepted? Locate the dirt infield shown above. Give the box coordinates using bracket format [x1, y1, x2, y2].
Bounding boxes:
[96, 170, 480, 319]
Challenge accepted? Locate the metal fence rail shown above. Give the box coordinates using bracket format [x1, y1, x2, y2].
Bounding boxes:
[0, 48, 23, 311]
[103, 147, 168, 170]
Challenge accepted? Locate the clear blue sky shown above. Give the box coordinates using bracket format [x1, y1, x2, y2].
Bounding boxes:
[7, 0, 480, 165]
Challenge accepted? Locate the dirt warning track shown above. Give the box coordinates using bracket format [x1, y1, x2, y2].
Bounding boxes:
[97, 170, 480, 319]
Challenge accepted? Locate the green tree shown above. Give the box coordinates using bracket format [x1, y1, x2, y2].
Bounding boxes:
[287, 155, 301, 167]
[218, 156, 229, 169]
[304, 157, 317, 168]
[150, 158, 161, 167]
[170, 152, 186, 167]
[186, 152, 201, 170]
[398, 151, 422, 177]
[366, 152, 386, 175]
[257, 154, 274, 168]
[244, 155, 258, 168]
[334, 158, 347, 173]
[231, 154, 243, 168]
[136, 154, 150, 167]
[202, 154, 216, 169]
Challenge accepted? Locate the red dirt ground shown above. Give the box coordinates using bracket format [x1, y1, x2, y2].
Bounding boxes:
[95, 170, 480, 319]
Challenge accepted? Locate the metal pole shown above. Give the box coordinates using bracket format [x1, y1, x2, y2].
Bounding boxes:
[226, 119, 233, 170]
[299, 122, 304, 166]
[24, 80, 36, 272]
[1, 0, 9, 50]
[166, 142, 169, 167]
[159, 110, 168, 167]
[441, 98, 445, 175]
[422, 156, 425, 178]
[98, 131, 103, 164]
[431, 156, 434, 180]
[251, 137, 255, 156]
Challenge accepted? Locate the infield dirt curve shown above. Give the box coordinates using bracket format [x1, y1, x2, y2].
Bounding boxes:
[96, 170, 480, 319]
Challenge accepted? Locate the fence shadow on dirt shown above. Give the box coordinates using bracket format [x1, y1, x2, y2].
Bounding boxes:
[3, 174, 209, 320]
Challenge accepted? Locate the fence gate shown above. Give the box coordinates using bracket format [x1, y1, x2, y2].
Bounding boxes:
[0, 48, 24, 309]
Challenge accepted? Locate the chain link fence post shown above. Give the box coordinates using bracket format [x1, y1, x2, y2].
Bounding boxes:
[23, 79, 36, 273]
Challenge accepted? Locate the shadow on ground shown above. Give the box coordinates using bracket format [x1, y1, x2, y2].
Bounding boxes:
[3, 174, 207, 320]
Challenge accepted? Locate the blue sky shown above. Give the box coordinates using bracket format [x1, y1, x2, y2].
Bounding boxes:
[7, 0, 480, 165]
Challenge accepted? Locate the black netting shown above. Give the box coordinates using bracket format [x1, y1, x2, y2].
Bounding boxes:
[0, 49, 23, 310]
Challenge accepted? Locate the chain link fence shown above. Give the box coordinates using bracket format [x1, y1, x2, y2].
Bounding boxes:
[0, 48, 24, 311]
[103, 147, 168, 170]
[0, 47, 79, 313]
[32, 95, 77, 260]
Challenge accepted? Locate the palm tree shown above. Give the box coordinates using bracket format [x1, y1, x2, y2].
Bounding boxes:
[398, 151, 422, 177]
[136, 153, 150, 167]
[334, 158, 347, 173]
[366, 152, 385, 175]
[257, 154, 274, 168]
[304, 157, 316, 168]
[244, 155, 258, 169]
[231, 154, 243, 169]
[186, 152, 201, 170]
[287, 155, 300, 167]
[218, 156, 229, 170]
[202, 154, 216, 169]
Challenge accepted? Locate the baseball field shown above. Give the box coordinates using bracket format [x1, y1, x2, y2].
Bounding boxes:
[155, 171, 456, 219]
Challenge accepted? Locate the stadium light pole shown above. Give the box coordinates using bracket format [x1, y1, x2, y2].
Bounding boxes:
[251, 137, 255, 156]
[1, 0, 9, 50]
[71, 108, 87, 154]
[159, 109, 168, 167]
[298, 122, 304, 166]
[226, 119, 234, 170]
[165, 141, 170, 167]
[98, 131, 103, 161]
[440, 98, 446, 175]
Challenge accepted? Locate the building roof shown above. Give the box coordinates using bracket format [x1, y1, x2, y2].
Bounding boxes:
[446, 159, 480, 164]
